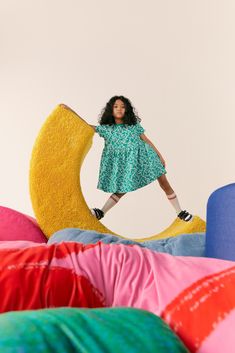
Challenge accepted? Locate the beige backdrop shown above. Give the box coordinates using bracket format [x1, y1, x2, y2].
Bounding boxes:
[1, 0, 235, 238]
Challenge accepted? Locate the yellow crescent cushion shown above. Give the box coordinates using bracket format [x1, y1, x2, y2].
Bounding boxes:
[29, 105, 206, 240]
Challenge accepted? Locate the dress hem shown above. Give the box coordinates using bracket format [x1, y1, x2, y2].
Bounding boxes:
[97, 170, 167, 193]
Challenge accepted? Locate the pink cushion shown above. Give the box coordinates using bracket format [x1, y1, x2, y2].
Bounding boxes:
[0, 206, 47, 243]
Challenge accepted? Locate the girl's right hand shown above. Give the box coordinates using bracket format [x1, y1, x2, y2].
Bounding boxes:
[59, 103, 70, 110]
[59, 104, 87, 124]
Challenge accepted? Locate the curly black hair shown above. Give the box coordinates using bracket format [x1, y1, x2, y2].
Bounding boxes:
[98, 95, 141, 126]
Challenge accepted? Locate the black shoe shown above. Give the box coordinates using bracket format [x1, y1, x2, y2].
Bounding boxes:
[177, 210, 193, 222]
[91, 208, 104, 220]
[177, 210, 186, 219]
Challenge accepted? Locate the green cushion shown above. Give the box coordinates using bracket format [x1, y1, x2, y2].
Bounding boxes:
[0, 307, 189, 353]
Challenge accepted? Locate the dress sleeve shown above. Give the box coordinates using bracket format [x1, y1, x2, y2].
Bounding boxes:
[135, 123, 145, 135]
[95, 125, 108, 138]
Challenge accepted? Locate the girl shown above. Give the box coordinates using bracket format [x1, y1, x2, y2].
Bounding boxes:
[60, 96, 193, 222]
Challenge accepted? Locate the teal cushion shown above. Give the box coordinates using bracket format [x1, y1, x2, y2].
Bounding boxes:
[0, 307, 189, 353]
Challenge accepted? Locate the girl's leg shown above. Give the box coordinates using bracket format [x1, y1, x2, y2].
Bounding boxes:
[101, 192, 126, 214]
[91, 192, 126, 219]
[157, 174, 193, 221]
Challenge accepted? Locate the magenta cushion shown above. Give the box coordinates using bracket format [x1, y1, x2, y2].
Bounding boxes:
[0, 206, 47, 243]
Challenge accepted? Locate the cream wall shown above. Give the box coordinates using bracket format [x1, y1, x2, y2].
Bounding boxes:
[0, 0, 234, 238]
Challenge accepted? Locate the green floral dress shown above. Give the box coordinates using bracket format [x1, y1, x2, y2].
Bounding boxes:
[95, 122, 167, 193]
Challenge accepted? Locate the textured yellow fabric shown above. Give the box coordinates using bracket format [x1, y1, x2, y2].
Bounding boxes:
[29, 105, 206, 240]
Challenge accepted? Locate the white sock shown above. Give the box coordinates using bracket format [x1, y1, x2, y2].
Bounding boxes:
[166, 192, 182, 214]
[101, 194, 121, 214]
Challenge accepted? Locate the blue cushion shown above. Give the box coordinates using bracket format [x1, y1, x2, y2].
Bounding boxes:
[206, 183, 235, 261]
[48, 228, 205, 257]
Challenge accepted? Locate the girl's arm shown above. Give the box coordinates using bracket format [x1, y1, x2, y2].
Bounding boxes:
[140, 134, 162, 157]
[140, 133, 166, 167]
[89, 125, 97, 132]
[59, 104, 97, 132]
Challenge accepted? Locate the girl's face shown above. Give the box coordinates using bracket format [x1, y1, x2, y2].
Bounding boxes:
[113, 99, 126, 120]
